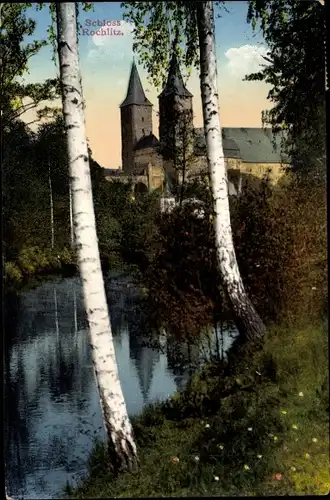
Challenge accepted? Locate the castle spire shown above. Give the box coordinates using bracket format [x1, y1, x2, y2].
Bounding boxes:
[159, 34, 193, 98]
[120, 59, 152, 108]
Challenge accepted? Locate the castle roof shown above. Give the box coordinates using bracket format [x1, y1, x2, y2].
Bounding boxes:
[194, 127, 287, 163]
[120, 59, 152, 108]
[159, 52, 193, 99]
[134, 133, 160, 150]
[194, 128, 240, 159]
[224, 128, 287, 163]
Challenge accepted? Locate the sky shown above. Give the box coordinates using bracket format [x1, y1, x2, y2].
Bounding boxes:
[22, 1, 272, 170]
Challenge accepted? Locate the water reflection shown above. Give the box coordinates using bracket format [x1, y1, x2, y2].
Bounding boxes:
[4, 276, 236, 499]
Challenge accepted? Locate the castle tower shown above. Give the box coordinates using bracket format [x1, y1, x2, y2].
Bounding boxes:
[158, 51, 194, 161]
[120, 59, 153, 173]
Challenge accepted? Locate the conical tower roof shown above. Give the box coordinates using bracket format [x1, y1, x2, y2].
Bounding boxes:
[120, 59, 152, 108]
[159, 52, 193, 98]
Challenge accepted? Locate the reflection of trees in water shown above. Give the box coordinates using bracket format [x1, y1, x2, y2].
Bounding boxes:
[5, 347, 31, 496]
[4, 289, 21, 351]
[106, 280, 139, 344]
[108, 290, 127, 342]
[104, 280, 162, 403]
[166, 336, 200, 392]
[4, 280, 102, 498]
[10, 288, 94, 406]
[4, 290, 26, 495]
[127, 300, 160, 403]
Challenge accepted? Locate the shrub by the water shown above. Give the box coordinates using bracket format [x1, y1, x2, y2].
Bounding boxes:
[4, 245, 76, 289]
[231, 177, 327, 324]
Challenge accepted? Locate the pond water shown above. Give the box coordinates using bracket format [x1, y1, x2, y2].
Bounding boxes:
[4, 275, 236, 499]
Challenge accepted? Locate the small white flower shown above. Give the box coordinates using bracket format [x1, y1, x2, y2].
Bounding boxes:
[244, 464, 250, 471]
[274, 436, 278, 441]
[281, 410, 288, 415]
[214, 475, 219, 481]
[312, 438, 318, 443]
[305, 452, 310, 459]
[292, 424, 298, 430]
[295, 438, 299, 442]
[311, 286, 317, 290]
[257, 454, 262, 459]
[298, 392, 304, 397]
[194, 455, 200, 462]
[248, 427, 253, 432]
[256, 370, 262, 376]
[291, 466, 296, 472]
[217, 444, 224, 450]
[205, 423, 210, 429]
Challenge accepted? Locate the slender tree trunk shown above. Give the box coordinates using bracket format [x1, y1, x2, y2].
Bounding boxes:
[179, 125, 186, 208]
[56, 3, 138, 472]
[48, 165, 59, 340]
[69, 183, 74, 247]
[48, 163, 55, 249]
[179, 161, 185, 207]
[69, 184, 78, 335]
[196, 1, 266, 343]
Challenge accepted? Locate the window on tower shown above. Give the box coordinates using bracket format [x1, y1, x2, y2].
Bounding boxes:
[142, 117, 144, 122]
[142, 128, 145, 136]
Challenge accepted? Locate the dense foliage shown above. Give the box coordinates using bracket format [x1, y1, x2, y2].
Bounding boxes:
[1, 4, 60, 128]
[245, 0, 325, 179]
[136, 176, 326, 333]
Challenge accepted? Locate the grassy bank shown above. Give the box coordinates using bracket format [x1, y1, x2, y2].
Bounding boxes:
[67, 322, 329, 497]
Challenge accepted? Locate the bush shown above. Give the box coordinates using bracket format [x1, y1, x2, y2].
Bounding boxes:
[137, 175, 326, 338]
[4, 245, 77, 289]
[4, 261, 23, 284]
[17, 246, 51, 275]
[231, 177, 327, 324]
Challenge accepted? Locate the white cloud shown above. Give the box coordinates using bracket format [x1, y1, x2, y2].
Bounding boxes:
[84, 20, 135, 62]
[224, 45, 270, 79]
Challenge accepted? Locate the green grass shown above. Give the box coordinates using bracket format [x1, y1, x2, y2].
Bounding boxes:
[68, 322, 329, 498]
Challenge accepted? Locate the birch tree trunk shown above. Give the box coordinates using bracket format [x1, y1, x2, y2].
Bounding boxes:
[48, 164, 60, 340]
[196, 1, 266, 343]
[56, 3, 138, 472]
[48, 162, 55, 249]
[69, 184, 78, 334]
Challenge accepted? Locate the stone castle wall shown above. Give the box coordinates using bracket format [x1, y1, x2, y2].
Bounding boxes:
[133, 147, 163, 171]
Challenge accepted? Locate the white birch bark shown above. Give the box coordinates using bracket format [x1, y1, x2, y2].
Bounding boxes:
[196, 1, 266, 342]
[48, 164, 60, 339]
[48, 163, 55, 249]
[69, 184, 78, 334]
[56, 3, 138, 471]
[69, 183, 74, 247]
